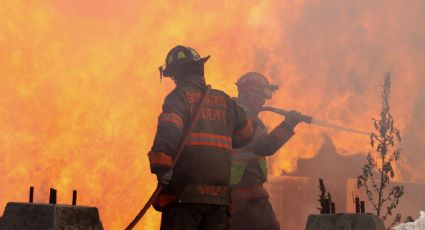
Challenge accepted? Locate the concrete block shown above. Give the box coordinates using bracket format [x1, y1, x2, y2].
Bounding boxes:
[0, 202, 103, 230]
[305, 213, 385, 230]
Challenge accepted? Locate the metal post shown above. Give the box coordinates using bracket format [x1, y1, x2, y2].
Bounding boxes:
[360, 201, 365, 213]
[29, 186, 34, 203]
[49, 188, 57, 204]
[72, 190, 77, 206]
[325, 199, 331, 213]
[355, 197, 360, 213]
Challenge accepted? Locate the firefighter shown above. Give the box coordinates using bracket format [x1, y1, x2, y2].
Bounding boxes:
[148, 45, 255, 230]
[230, 72, 304, 230]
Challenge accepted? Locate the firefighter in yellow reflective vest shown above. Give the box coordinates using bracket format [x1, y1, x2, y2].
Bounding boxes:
[230, 72, 304, 230]
[148, 46, 255, 230]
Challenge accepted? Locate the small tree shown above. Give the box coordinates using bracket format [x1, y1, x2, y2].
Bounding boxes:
[357, 73, 404, 230]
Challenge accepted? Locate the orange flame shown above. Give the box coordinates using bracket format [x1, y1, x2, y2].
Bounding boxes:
[1, 1, 424, 229]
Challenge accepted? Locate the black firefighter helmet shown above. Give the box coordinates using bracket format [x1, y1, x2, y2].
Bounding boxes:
[236, 72, 279, 99]
[159, 45, 210, 78]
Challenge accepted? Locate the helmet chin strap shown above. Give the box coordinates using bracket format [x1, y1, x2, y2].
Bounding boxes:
[158, 65, 165, 82]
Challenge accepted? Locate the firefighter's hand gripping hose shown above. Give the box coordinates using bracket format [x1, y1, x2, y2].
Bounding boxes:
[283, 110, 305, 129]
[156, 170, 173, 185]
[125, 85, 212, 230]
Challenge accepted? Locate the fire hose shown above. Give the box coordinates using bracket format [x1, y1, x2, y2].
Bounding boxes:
[261, 106, 370, 136]
[262, 107, 425, 150]
[125, 85, 211, 230]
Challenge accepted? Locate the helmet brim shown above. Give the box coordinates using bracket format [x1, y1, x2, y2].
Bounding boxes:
[270, 84, 279, 91]
[197, 55, 210, 64]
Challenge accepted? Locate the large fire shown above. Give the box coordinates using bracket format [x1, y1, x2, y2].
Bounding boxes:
[1, 1, 424, 229]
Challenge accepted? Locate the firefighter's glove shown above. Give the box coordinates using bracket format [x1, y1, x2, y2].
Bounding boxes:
[285, 110, 304, 129]
[157, 170, 173, 185]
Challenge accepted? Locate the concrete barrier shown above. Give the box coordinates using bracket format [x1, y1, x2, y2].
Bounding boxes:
[305, 213, 385, 230]
[0, 202, 103, 230]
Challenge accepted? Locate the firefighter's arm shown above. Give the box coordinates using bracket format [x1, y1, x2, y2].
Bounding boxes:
[231, 102, 256, 148]
[253, 110, 303, 156]
[148, 89, 188, 176]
